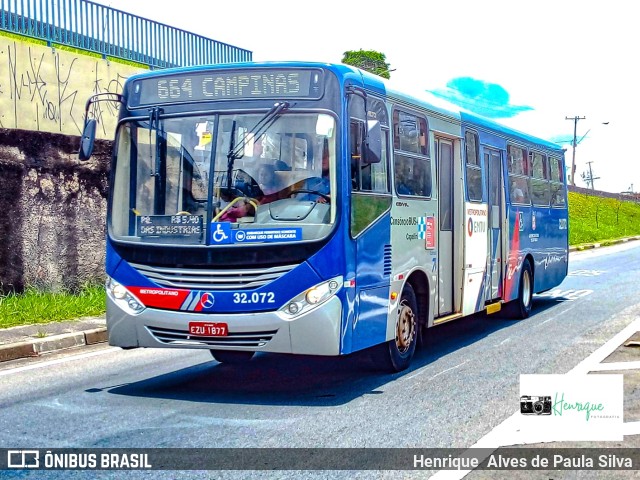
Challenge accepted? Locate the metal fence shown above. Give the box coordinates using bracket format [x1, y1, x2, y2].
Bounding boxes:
[0, 0, 252, 68]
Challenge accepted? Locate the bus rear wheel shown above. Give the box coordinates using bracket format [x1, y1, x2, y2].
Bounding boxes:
[505, 260, 533, 319]
[210, 350, 255, 364]
[375, 283, 418, 373]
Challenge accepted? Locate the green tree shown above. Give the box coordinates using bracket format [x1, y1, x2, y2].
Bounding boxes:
[342, 49, 391, 79]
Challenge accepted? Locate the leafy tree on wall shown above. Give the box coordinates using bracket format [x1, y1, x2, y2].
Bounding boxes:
[342, 50, 391, 79]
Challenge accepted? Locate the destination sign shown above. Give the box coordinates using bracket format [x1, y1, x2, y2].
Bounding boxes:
[136, 214, 203, 238]
[130, 69, 324, 106]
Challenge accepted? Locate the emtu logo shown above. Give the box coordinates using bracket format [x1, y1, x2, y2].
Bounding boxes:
[467, 218, 486, 237]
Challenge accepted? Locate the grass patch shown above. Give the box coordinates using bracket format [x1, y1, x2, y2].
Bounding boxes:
[568, 191, 640, 246]
[0, 29, 48, 46]
[0, 284, 105, 328]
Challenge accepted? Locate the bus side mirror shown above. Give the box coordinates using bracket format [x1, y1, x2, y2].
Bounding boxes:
[363, 120, 382, 164]
[78, 119, 97, 161]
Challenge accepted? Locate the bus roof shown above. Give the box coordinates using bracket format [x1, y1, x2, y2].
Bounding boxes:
[460, 111, 565, 154]
[126, 61, 563, 153]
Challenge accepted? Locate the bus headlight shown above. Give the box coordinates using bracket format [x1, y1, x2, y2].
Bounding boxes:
[278, 276, 342, 320]
[107, 277, 145, 315]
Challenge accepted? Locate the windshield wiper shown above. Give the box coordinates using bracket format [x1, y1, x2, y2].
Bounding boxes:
[225, 101, 289, 191]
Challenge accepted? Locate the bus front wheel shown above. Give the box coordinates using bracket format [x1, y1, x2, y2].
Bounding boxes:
[374, 283, 418, 373]
[210, 350, 255, 364]
[505, 260, 533, 319]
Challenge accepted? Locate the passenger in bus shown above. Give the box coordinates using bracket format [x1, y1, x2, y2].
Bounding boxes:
[396, 160, 416, 195]
[396, 180, 415, 196]
[219, 198, 255, 222]
[511, 181, 525, 203]
[409, 161, 428, 196]
[248, 135, 265, 161]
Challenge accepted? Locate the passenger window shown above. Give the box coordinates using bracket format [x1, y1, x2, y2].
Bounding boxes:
[549, 157, 566, 206]
[392, 108, 431, 197]
[530, 152, 550, 206]
[349, 96, 392, 237]
[465, 131, 482, 202]
[393, 111, 428, 155]
[507, 145, 530, 204]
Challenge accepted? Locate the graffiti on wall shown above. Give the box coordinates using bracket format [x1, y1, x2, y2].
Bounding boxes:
[0, 37, 145, 138]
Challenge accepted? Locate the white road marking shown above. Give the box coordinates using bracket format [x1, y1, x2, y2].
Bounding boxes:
[404, 360, 470, 382]
[590, 361, 640, 371]
[570, 318, 640, 374]
[0, 347, 117, 377]
[430, 317, 640, 480]
[535, 303, 578, 327]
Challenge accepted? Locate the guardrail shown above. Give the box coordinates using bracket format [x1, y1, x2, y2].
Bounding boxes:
[0, 0, 252, 68]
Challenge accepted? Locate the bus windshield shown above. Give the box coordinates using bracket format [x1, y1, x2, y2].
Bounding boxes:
[109, 112, 336, 245]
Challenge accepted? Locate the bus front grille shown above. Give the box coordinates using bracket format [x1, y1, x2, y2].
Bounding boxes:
[130, 262, 298, 290]
[147, 326, 278, 348]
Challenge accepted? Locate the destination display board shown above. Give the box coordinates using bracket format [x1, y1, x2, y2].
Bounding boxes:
[130, 69, 324, 107]
[136, 215, 203, 238]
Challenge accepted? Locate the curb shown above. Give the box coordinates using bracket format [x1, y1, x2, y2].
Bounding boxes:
[569, 235, 640, 252]
[0, 328, 108, 363]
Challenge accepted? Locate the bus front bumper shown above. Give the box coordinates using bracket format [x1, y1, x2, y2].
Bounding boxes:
[106, 295, 343, 356]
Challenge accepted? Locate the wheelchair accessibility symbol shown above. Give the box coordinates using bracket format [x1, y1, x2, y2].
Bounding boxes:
[210, 223, 232, 244]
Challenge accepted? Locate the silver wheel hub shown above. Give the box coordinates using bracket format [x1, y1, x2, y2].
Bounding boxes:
[522, 270, 531, 307]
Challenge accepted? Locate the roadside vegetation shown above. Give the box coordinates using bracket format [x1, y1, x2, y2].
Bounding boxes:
[0, 284, 105, 328]
[568, 191, 640, 246]
[1, 192, 639, 328]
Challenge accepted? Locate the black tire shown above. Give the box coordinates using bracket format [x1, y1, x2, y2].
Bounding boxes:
[210, 350, 255, 364]
[374, 283, 418, 373]
[505, 260, 533, 319]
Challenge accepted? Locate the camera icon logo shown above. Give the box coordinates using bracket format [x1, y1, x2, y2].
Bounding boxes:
[520, 395, 552, 415]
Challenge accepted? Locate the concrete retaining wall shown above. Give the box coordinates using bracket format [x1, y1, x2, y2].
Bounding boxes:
[0, 128, 112, 293]
[0, 34, 141, 293]
[0, 33, 145, 139]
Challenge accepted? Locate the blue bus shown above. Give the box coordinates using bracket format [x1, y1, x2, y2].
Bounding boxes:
[79, 61, 568, 372]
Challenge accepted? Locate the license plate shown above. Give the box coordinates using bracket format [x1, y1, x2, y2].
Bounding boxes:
[188, 322, 228, 336]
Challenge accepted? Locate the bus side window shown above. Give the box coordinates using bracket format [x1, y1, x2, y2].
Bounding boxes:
[549, 157, 566, 206]
[351, 120, 390, 193]
[392, 109, 431, 197]
[507, 145, 531, 204]
[350, 120, 364, 190]
[530, 152, 550, 205]
[465, 131, 482, 202]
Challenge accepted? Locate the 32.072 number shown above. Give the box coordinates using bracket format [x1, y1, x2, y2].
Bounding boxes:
[233, 292, 275, 304]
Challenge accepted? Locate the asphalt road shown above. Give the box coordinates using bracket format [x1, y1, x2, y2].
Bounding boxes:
[1, 242, 639, 479]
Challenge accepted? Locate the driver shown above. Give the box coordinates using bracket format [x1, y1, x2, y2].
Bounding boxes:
[298, 148, 330, 203]
[257, 164, 282, 204]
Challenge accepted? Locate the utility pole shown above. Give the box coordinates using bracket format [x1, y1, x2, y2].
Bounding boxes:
[566, 115, 586, 186]
[582, 161, 600, 190]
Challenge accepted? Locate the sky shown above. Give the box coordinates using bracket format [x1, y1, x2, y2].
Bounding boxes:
[94, 0, 639, 194]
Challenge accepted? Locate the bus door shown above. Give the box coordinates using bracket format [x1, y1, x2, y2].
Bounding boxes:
[485, 148, 503, 301]
[436, 137, 454, 315]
